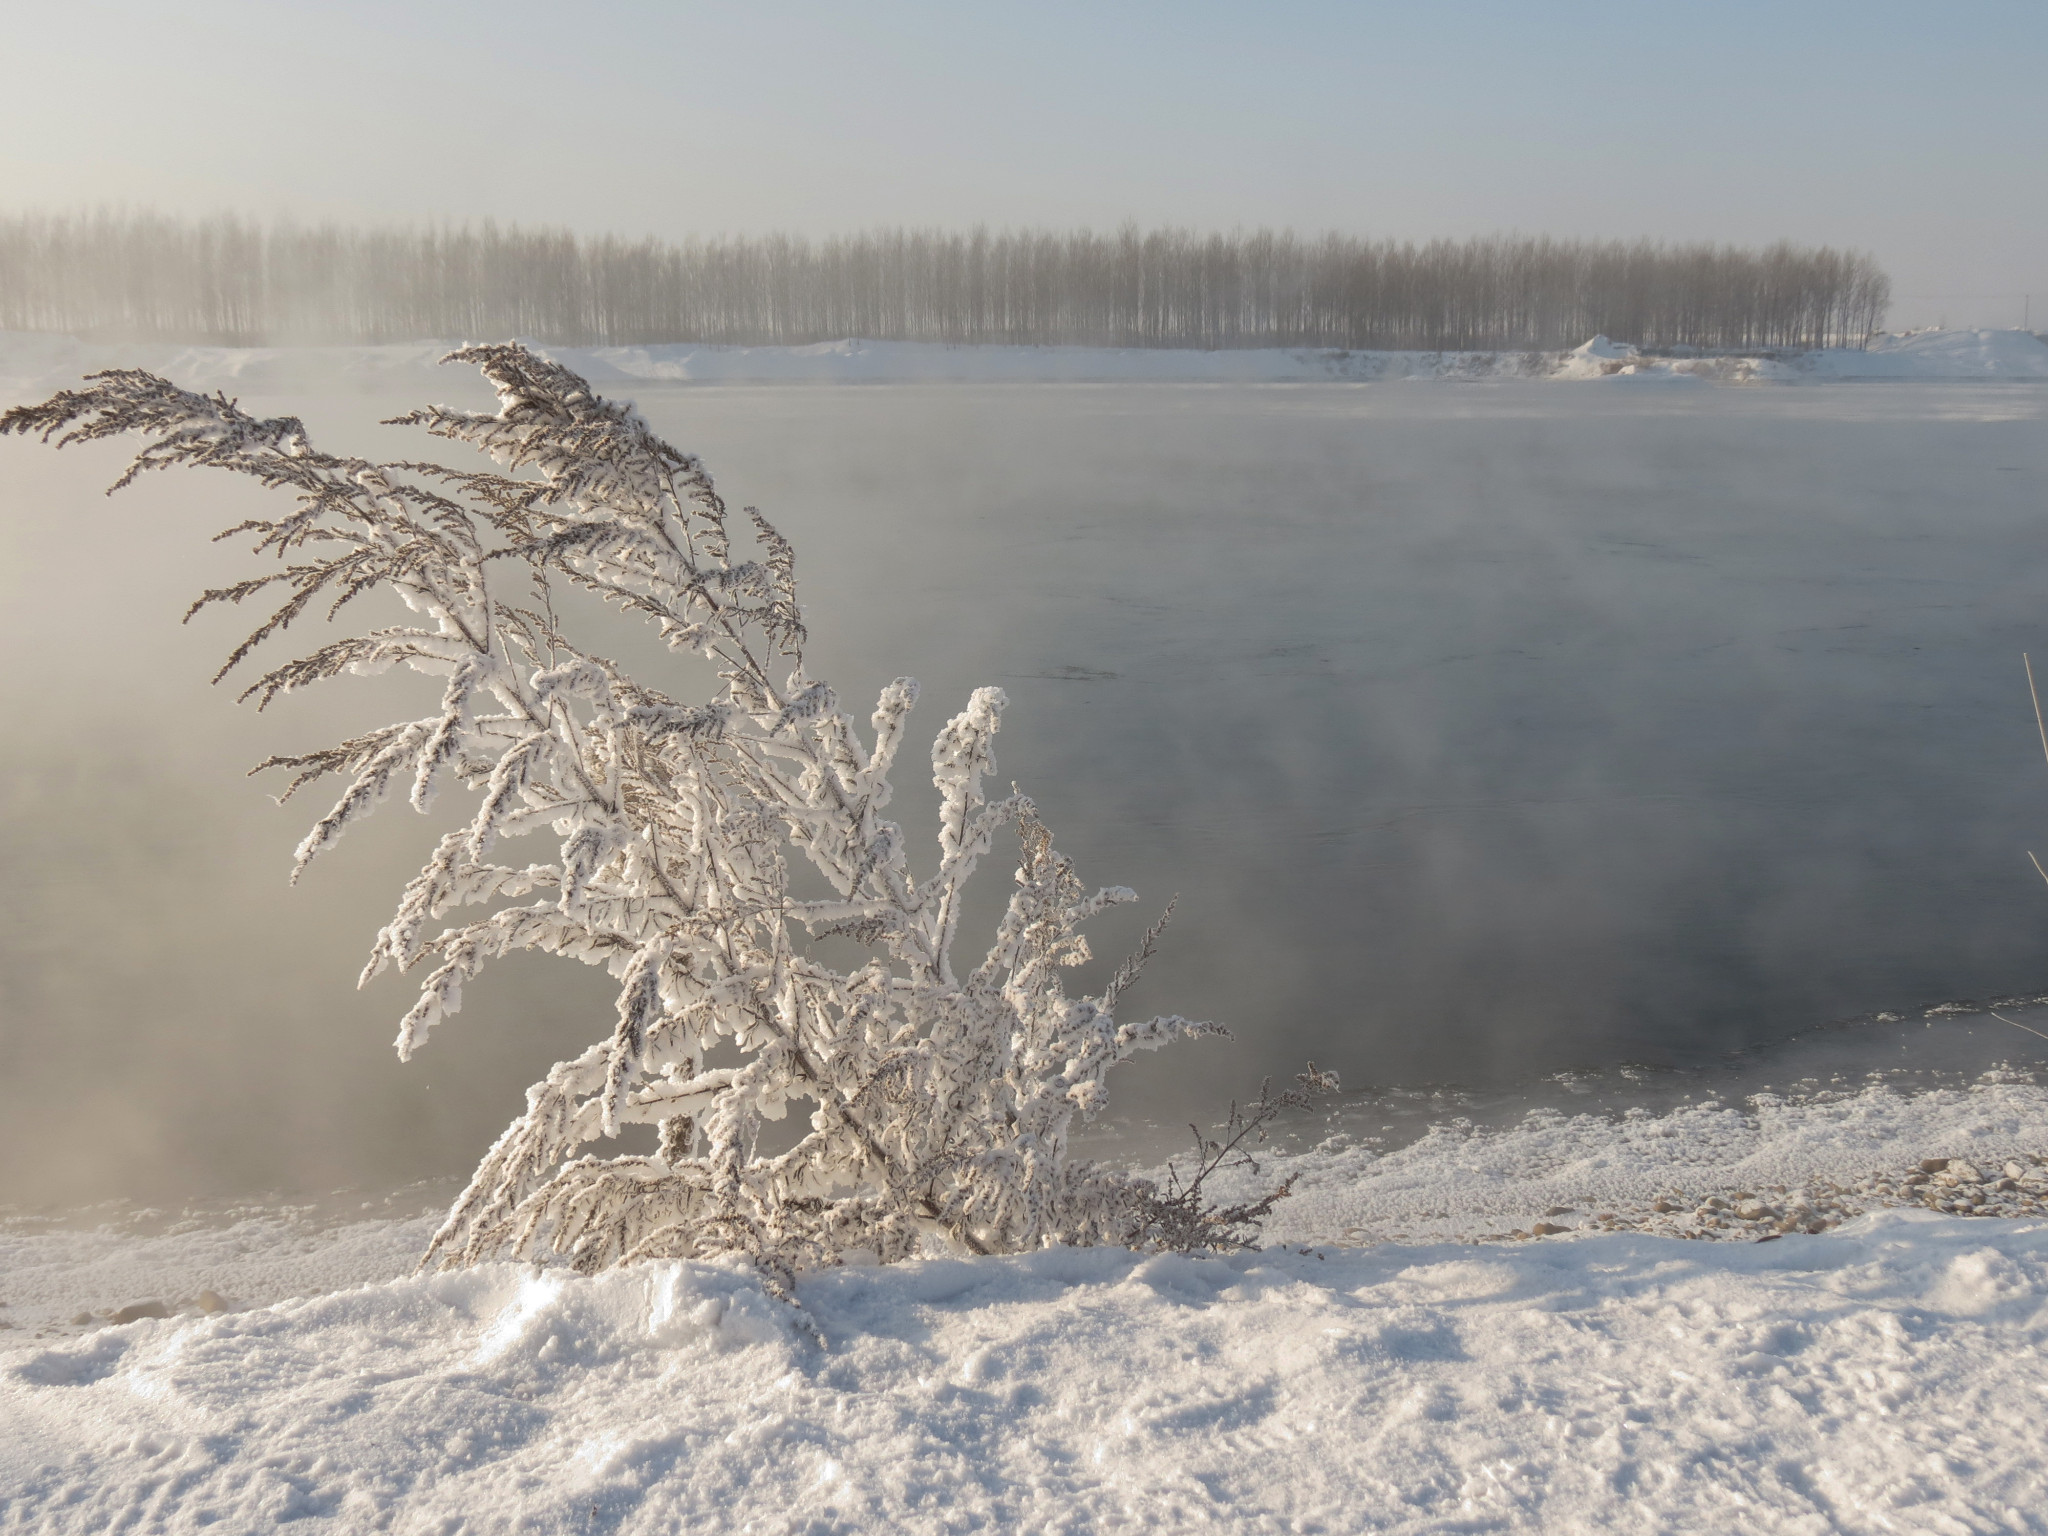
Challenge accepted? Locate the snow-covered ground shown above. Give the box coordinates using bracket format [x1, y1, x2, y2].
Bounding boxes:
[4, 327, 2046, 398]
[7, 1214, 2048, 1534]
[6, 1074, 2046, 1534]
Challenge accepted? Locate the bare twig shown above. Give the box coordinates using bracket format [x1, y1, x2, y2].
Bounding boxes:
[1989, 1010, 2048, 1044]
[1131, 1064, 1342, 1253]
[2027, 654, 2048, 769]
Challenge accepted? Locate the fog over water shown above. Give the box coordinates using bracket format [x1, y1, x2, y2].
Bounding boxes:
[5, 377, 2048, 1204]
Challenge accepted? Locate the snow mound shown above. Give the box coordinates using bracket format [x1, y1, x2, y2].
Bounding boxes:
[1802, 327, 2048, 380]
[1549, 334, 1794, 384]
[3, 1217, 2045, 1533]
[1551, 333, 1642, 378]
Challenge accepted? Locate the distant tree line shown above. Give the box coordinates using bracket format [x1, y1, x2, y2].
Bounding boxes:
[0, 212, 1890, 352]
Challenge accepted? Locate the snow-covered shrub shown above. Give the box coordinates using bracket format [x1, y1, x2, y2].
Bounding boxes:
[3, 345, 1316, 1286]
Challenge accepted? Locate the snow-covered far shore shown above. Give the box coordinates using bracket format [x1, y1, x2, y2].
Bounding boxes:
[5, 1073, 2047, 1532]
[3, 327, 2046, 398]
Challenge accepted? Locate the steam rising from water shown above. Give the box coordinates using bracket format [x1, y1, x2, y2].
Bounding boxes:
[3, 378, 2046, 1204]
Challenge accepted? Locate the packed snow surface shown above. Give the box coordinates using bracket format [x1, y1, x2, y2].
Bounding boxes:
[6, 1076, 2047, 1534]
[4, 328, 2046, 398]
[5, 1216, 2046, 1534]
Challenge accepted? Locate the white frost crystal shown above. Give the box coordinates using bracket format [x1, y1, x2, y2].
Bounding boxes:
[3, 346, 1257, 1292]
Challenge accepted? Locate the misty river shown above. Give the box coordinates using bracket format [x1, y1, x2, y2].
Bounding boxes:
[5, 376, 2048, 1202]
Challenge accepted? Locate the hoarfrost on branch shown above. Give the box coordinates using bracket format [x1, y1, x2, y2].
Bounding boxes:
[3, 345, 1327, 1292]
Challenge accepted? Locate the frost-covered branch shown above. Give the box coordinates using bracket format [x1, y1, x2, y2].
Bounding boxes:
[1131, 1066, 1343, 1254]
[3, 346, 1302, 1282]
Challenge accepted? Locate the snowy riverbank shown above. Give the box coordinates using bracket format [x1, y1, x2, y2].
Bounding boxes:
[6, 1072, 2047, 1533]
[4, 327, 2046, 399]
[5, 1213, 2045, 1533]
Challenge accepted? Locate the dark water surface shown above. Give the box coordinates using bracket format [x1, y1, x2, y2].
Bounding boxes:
[5, 378, 2048, 1202]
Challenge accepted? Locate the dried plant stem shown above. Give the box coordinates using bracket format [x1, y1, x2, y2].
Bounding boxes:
[2028, 654, 2048, 769]
[1, 345, 1298, 1288]
[1989, 1011, 2048, 1044]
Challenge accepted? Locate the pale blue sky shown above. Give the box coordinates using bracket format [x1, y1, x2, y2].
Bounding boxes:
[4, 0, 2043, 328]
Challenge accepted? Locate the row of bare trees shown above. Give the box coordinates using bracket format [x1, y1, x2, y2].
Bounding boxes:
[0, 212, 1890, 352]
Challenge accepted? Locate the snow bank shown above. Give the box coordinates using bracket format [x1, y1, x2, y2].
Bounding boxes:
[3, 1215, 2045, 1533]
[1538, 331, 2048, 384]
[1802, 327, 2048, 380]
[0, 333, 463, 402]
[0, 332, 1553, 395]
[5, 1077, 2047, 1532]
[0, 1199, 440, 1340]
[1255, 1075, 2048, 1247]
[1551, 327, 2048, 384]
[563, 338, 1561, 386]
[7, 329, 2046, 399]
